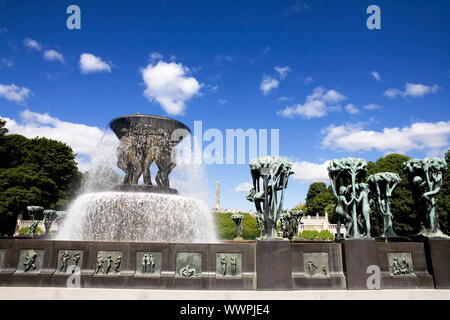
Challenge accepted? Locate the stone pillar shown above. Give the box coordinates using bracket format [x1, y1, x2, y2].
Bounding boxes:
[256, 240, 292, 289]
[422, 238, 450, 289]
[342, 239, 378, 289]
[215, 180, 220, 209]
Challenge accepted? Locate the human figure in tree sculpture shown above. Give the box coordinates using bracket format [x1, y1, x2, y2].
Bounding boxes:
[43, 209, 57, 235]
[355, 183, 372, 237]
[334, 186, 354, 238]
[403, 157, 448, 238]
[246, 156, 294, 239]
[367, 172, 401, 237]
[328, 158, 368, 239]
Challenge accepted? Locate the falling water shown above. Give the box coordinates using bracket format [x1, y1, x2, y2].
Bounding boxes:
[55, 127, 218, 243]
[55, 192, 217, 242]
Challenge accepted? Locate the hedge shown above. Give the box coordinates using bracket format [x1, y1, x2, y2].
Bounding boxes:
[299, 229, 334, 240]
[18, 226, 45, 236]
[215, 212, 260, 240]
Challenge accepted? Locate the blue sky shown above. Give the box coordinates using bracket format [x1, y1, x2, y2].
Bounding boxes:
[0, 0, 449, 211]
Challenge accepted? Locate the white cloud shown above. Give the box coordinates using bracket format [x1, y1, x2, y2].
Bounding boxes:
[215, 55, 234, 66]
[260, 75, 279, 95]
[277, 96, 290, 102]
[263, 46, 271, 55]
[43, 49, 64, 64]
[304, 76, 314, 85]
[141, 60, 201, 115]
[405, 83, 439, 97]
[149, 52, 163, 61]
[218, 98, 227, 104]
[370, 71, 381, 81]
[291, 160, 330, 183]
[305, 87, 346, 104]
[277, 86, 346, 119]
[321, 121, 450, 156]
[23, 38, 41, 51]
[234, 182, 253, 193]
[274, 66, 291, 79]
[363, 103, 382, 110]
[79, 53, 112, 74]
[383, 88, 403, 98]
[1, 57, 13, 68]
[291, 0, 311, 14]
[260, 65, 291, 95]
[2, 109, 118, 172]
[345, 104, 359, 114]
[384, 83, 440, 98]
[278, 100, 327, 119]
[0, 83, 31, 104]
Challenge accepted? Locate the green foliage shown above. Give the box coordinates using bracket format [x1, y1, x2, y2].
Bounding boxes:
[299, 229, 334, 240]
[305, 182, 327, 210]
[318, 230, 335, 240]
[436, 150, 450, 235]
[0, 118, 8, 137]
[299, 230, 319, 240]
[304, 182, 337, 220]
[17, 226, 44, 236]
[0, 134, 81, 235]
[290, 203, 305, 212]
[214, 212, 260, 240]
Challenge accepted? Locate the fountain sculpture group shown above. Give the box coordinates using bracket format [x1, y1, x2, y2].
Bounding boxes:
[0, 114, 448, 290]
[110, 114, 191, 192]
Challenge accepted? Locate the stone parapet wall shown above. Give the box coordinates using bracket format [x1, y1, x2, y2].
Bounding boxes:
[0, 238, 448, 290]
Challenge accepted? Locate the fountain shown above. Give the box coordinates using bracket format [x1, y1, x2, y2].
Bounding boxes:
[56, 114, 217, 243]
[0, 126, 448, 291]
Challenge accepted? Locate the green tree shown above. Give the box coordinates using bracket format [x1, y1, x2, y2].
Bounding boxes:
[290, 202, 305, 212]
[304, 182, 336, 220]
[305, 182, 327, 208]
[0, 134, 81, 235]
[436, 150, 450, 235]
[0, 118, 8, 137]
